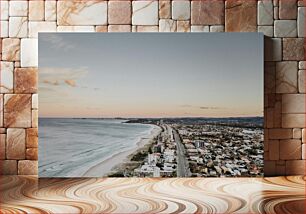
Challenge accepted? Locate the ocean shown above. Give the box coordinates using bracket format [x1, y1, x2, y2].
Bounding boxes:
[38, 118, 154, 177]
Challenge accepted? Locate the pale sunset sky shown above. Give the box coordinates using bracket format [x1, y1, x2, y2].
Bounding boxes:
[38, 33, 263, 118]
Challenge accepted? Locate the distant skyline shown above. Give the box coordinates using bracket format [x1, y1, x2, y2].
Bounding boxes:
[39, 33, 263, 118]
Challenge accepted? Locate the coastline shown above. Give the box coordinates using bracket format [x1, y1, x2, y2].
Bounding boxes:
[83, 124, 162, 177]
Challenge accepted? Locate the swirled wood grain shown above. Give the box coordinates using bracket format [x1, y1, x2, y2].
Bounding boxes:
[0, 176, 305, 214]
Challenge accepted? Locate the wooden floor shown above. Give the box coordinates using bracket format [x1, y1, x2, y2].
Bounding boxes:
[0, 176, 305, 214]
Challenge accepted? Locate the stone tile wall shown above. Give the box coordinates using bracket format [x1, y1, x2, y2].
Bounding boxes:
[0, 0, 305, 176]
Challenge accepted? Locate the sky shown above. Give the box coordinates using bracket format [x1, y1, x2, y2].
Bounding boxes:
[38, 33, 263, 118]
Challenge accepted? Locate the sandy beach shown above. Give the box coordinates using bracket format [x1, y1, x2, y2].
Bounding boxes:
[83, 124, 162, 177]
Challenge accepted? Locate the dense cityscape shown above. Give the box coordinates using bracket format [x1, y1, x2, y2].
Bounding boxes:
[110, 117, 264, 177]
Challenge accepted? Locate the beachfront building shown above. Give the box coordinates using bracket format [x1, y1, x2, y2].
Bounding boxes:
[153, 167, 160, 177]
[148, 153, 159, 165]
[163, 149, 176, 163]
[134, 163, 173, 177]
[134, 164, 160, 177]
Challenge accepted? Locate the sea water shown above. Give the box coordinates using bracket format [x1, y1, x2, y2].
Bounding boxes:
[38, 118, 153, 177]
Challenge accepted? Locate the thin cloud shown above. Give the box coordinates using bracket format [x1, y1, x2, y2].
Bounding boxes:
[40, 34, 75, 52]
[40, 67, 88, 88]
[43, 80, 59, 86]
[65, 79, 76, 87]
[179, 105, 224, 110]
[199, 106, 222, 110]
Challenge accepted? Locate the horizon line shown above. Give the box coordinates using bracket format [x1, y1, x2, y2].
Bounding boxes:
[39, 116, 263, 119]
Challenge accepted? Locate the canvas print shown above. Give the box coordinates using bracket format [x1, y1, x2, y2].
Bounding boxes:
[38, 33, 264, 177]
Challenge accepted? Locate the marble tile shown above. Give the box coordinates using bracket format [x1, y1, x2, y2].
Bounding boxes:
[4, 94, 32, 128]
[0, 61, 14, 93]
[26, 128, 38, 148]
[2, 38, 20, 61]
[303, 129, 306, 143]
[298, 70, 305, 93]
[177, 21, 190, 32]
[132, 1, 158, 25]
[32, 110, 38, 128]
[57, 26, 95, 32]
[266, 108, 274, 128]
[57, 1, 107, 25]
[279, 0, 297, 19]
[299, 61, 306, 70]
[210, 25, 224, 32]
[269, 128, 293, 139]
[279, 139, 302, 160]
[258, 26, 273, 37]
[159, 19, 177, 32]
[273, 98, 282, 128]
[282, 114, 305, 128]
[108, 1, 131, 24]
[26, 148, 38, 160]
[283, 38, 305, 61]
[225, 0, 257, 32]
[95, 26, 108, 32]
[264, 160, 276, 175]
[1, 21, 9, 37]
[9, 1, 28, 17]
[0, 95, 3, 128]
[264, 38, 282, 61]
[274, 20, 297, 37]
[265, 94, 276, 108]
[0, 134, 5, 159]
[298, 0, 305, 6]
[32, 94, 38, 109]
[298, 7, 305, 37]
[14, 68, 38, 94]
[282, 94, 305, 113]
[29, 21, 57, 38]
[191, 0, 224, 25]
[274, 6, 279, 19]
[276, 61, 298, 93]
[268, 140, 279, 160]
[18, 160, 38, 175]
[286, 160, 305, 175]
[132, 25, 137, 32]
[29, 1, 44, 21]
[14, 61, 21, 68]
[302, 144, 306, 159]
[136, 26, 159, 32]
[0, 1, 8, 20]
[0, 160, 17, 175]
[275, 161, 286, 176]
[45, 1, 57, 21]
[108, 25, 131, 32]
[258, 0, 273, 25]
[191, 25, 209, 32]
[6, 128, 25, 159]
[20, 38, 38, 67]
[172, 1, 190, 20]
[159, 1, 171, 19]
[293, 128, 302, 139]
[9, 17, 28, 38]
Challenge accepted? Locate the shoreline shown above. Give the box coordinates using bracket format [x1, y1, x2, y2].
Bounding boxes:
[83, 124, 162, 177]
